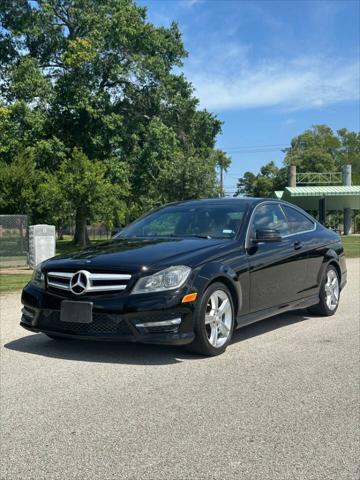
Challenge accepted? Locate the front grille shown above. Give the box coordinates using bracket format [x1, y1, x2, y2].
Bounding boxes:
[38, 311, 133, 336]
[47, 270, 132, 295]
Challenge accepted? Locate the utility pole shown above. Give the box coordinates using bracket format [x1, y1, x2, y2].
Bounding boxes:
[288, 165, 296, 187]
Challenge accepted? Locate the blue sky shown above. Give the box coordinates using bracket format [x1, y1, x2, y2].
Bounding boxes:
[139, 0, 359, 193]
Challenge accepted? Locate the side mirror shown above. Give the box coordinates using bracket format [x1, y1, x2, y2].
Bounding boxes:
[255, 228, 282, 243]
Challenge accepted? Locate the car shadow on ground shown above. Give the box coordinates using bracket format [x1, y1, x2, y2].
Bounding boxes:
[4, 309, 312, 366]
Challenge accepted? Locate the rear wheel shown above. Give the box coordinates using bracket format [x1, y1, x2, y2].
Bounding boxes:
[187, 282, 235, 356]
[308, 265, 340, 316]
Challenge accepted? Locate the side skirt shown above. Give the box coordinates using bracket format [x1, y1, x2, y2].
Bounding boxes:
[235, 295, 319, 329]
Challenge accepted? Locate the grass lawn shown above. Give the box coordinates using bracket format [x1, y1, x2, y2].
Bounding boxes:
[0, 273, 32, 294]
[342, 235, 360, 258]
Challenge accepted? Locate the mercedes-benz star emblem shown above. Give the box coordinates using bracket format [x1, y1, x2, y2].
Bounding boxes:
[70, 270, 90, 295]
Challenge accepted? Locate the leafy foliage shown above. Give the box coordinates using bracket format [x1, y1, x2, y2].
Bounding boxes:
[0, 151, 43, 218]
[0, 0, 223, 245]
[235, 161, 287, 198]
[336, 128, 360, 184]
[41, 148, 130, 243]
[284, 125, 360, 184]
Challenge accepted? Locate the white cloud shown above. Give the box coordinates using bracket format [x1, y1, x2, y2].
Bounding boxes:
[186, 57, 359, 111]
[181, 0, 204, 8]
[284, 118, 295, 125]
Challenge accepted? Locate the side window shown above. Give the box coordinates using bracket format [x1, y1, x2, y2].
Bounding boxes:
[282, 206, 314, 234]
[249, 203, 289, 239]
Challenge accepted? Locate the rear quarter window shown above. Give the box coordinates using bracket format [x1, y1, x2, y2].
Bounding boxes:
[282, 206, 314, 234]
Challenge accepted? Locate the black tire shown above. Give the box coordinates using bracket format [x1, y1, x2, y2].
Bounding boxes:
[187, 282, 235, 356]
[308, 264, 340, 316]
[44, 333, 72, 340]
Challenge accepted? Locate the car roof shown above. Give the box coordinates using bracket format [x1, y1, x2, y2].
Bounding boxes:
[163, 197, 263, 208]
[163, 197, 278, 207]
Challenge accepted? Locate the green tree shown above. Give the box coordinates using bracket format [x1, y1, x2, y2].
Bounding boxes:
[0, 0, 221, 244]
[211, 149, 231, 196]
[0, 151, 43, 218]
[284, 125, 341, 172]
[37, 173, 72, 239]
[43, 148, 129, 246]
[284, 125, 360, 183]
[235, 161, 287, 198]
[336, 128, 360, 184]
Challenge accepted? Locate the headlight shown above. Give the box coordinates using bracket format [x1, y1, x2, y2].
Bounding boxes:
[31, 264, 45, 289]
[131, 265, 191, 294]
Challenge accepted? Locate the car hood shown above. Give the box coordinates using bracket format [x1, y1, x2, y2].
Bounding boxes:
[43, 237, 232, 273]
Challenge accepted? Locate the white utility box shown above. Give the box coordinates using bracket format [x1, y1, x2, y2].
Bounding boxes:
[29, 224, 56, 268]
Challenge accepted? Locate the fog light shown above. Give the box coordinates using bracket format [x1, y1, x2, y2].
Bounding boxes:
[136, 318, 181, 328]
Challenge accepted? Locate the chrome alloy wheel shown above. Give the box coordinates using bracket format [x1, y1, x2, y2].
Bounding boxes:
[205, 289, 233, 348]
[325, 269, 339, 311]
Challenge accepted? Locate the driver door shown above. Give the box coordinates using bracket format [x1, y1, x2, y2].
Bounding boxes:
[247, 203, 308, 312]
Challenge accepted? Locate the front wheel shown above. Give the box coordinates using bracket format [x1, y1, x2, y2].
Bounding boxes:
[187, 282, 235, 356]
[308, 265, 340, 316]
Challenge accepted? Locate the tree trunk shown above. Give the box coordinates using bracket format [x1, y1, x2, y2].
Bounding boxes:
[73, 208, 89, 247]
[57, 222, 64, 241]
[125, 200, 132, 225]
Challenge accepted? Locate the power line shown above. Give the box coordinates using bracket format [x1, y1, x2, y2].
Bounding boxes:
[219, 144, 290, 154]
[224, 148, 288, 154]
[221, 143, 289, 150]
[219, 143, 290, 189]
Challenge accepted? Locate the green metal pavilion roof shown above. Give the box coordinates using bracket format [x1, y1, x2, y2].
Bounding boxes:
[285, 186, 360, 196]
[274, 185, 360, 210]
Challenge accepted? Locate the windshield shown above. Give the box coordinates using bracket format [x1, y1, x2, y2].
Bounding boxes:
[117, 203, 248, 240]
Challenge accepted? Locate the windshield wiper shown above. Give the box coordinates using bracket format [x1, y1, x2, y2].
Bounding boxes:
[181, 234, 212, 239]
[117, 234, 213, 240]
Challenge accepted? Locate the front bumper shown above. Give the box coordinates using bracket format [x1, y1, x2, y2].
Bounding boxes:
[20, 283, 196, 345]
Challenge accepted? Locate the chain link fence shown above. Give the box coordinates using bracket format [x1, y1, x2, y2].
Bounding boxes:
[0, 215, 29, 268]
[63, 225, 115, 241]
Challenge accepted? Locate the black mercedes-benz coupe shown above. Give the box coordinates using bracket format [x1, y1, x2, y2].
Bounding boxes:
[21, 198, 347, 356]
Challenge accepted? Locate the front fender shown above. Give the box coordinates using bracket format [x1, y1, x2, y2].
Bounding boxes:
[191, 260, 249, 319]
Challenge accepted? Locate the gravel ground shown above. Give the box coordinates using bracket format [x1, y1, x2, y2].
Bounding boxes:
[1, 259, 359, 480]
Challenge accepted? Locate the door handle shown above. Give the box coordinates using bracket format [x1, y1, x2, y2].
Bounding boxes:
[293, 241, 303, 250]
